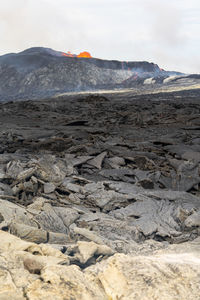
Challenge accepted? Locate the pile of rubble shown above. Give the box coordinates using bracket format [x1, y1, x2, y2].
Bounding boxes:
[0, 150, 200, 252]
[0, 91, 200, 299]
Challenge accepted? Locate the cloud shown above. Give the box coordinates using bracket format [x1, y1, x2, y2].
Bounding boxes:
[144, 0, 184, 46]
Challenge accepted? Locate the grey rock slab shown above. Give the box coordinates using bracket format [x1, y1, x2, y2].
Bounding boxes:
[181, 151, 200, 163]
[68, 193, 82, 205]
[48, 231, 69, 244]
[107, 181, 200, 210]
[161, 161, 200, 191]
[0, 182, 13, 196]
[53, 207, 79, 227]
[23, 180, 35, 192]
[71, 225, 105, 245]
[68, 241, 114, 264]
[34, 155, 66, 183]
[17, 167, 36, 181]
[0, 166, 5, 179]
[111, 199, 182, 237]
[82, 217, 142, 247]
[77, 212, 102, 223]
[62, 181, 83, 193]
[168, 158, 183, 171]
[27, 197, 47, 212]
[65, 154, 93, 167]
[164, 144, 200, 157]
[83, 181, 133, 210]
[107, 181, 147, 194]
[110, 189, 200, 240]
[125, 151, 162, 160]
[185, 211, 200, 228]
[43, 182, 56, 194]
[9, 221, 48, 243]
[6, 160, 25, 179]
[106, 156, 125, 169]
[99, 168, 136, 183]
[176, 161, 200, 191]
[86, 190, 132, 210]
[34, 203, 68, 234]
[133, 169, 152, 181]
[192, 138, 200, 145]
[0, 199, 35, 227]
[87, 151, 107, 169]
[108, 182, 199, 204]
[0, 153, 27, 164]
[142, 189, 200, 206]
[83, 182, 105, 194]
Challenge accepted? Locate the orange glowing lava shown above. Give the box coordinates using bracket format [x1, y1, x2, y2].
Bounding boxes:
[62, 51, 92, 58]
[77, 51, 92, 58]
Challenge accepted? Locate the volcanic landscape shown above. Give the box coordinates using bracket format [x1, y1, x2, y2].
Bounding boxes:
[0, 48, 200, 300]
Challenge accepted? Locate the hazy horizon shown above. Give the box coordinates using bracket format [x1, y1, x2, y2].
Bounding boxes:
[1, 0, 199, 74]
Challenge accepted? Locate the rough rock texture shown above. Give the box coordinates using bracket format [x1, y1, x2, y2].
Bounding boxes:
[0, 230, 199, 300]
[0, 88, 200, 298]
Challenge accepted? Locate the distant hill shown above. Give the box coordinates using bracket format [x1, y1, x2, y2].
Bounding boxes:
[0, 47, 198, 101]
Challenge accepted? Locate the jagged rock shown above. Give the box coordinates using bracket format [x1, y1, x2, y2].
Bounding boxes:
[160, 160, 200, 191]
[176, 161, 200, 191]
[0, 166, 5, 179]
[6, 160, 25, 179]
[48, 232, 69, 244]
[34, 155, 66, 183]
[108, 188, 200, 241]
[0, 182, 13, 195]
[62, 181, 83, 193]
[94, 247, 200, 300]
[130, 155, 156, 170]
[83, 181, 133, 210]
[9, 221, 70, 244]
[9, 222, 48, 243]
[185, 211, 200, 228]
[31, 202, 68, 234]
[71, 225, 105, 244]
[181, 150, 200, 162]
[65, 154, 93, 167]
[43, 182, 56, 194]
[106, 156, 125, 168]
[0, 199, 35, 227]
[99, 168, 136, 183]
[17, 167, 36, 181]
[0, 230, 200, 300]
[27, 197, 47, 212]
[0, 81, 200, 298]
[66, 241, 114, 265]
[53, 207, 79, 227]
[164, 144, 200, 158]
[87, 151, 107, 169]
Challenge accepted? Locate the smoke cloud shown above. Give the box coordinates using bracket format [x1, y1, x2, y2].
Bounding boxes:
[0, 0, 200, 73]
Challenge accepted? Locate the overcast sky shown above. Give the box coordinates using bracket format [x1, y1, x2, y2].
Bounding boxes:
[1, 0, 200, 73]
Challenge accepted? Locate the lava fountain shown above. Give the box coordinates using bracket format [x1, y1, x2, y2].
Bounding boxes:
[62, 51, 92, 58]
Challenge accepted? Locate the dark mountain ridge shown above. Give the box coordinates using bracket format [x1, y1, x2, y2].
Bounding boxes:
[0, 47, 197, 102]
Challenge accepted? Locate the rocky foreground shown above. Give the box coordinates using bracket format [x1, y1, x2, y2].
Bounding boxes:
[0, 89, 200, 299]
